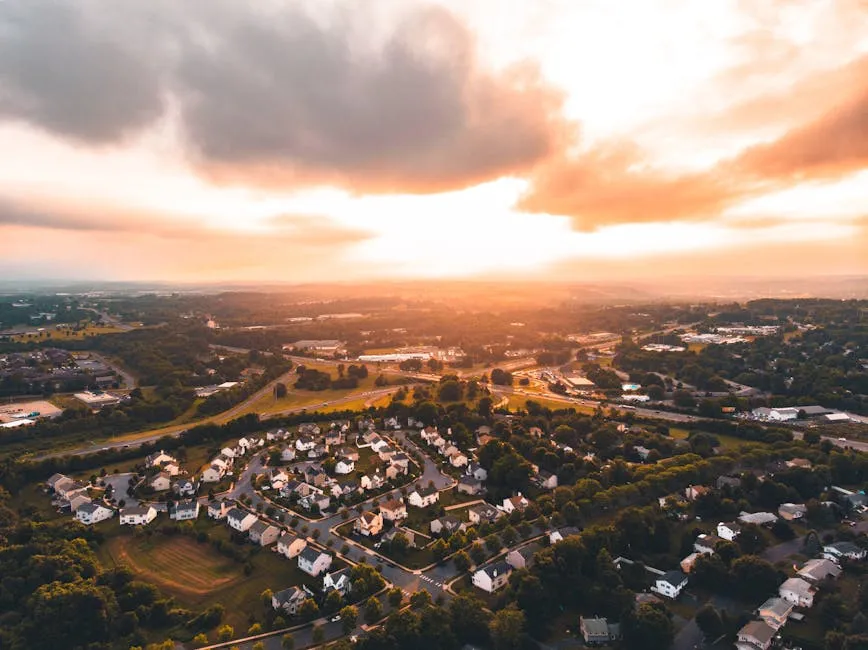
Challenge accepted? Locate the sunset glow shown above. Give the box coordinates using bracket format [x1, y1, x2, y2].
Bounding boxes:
[1, 0, 866, 282]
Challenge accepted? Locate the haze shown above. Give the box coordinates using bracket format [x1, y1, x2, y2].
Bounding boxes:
[1, 0, 867, 283]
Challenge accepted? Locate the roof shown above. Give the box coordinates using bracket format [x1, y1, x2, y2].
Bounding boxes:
[299, 546, 328, 563]
[779, 503, 806, 514]
[249, 519, 272, 534]
[780, 577, 814, 596]
[435, 515, 461, 528]
[659, 570, 688, 587]
[76, 502, 105, 515]
[415, 485, 438, 497]
[278, 531, 302, 544]
[798, 559, 841, 581]
[226, 507, 251, 521]
[273, 586, 306, 605]
[555, 526, 581, 538]
[459, 476, 482, 486]
[360, 511, 380, 524]
[120, 506, 153, 516]
[480, 561, 512, 579]
[173, 500, 198, 513]
[381, 499, 405, 511]
[827, 541, 863, 554]
[759, 597, 792, 617]
[512, 544, 540, 561]
[581, 617, 610, 637]
[739, 621, 776, 645]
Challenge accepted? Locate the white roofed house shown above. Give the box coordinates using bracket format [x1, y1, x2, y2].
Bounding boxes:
[298, 547, 333, 577]
[248, 520, 281, 546]
[533, 469, 557, 490]
[169, 500, 200, 521]
[220, 447, 236, 460]
[472, 561, 513, 593]
[549, 527, 581, 544]
[407, 485, 440, 508]
[738, 511, 778, 526]
[717, 522, 741, 541]
[75, 501, 114, 525]
[227, 508, 258, 532]
[119, 505, 157, 526]
[174, 478, 197, 497]
[277, 532, 307, 559]
[162, 462, 181, 477]
[466, 463, 487, 481]
[449, 451, 469, 468]
[272, 586, 308, 615]
[779, 577, 816, 608]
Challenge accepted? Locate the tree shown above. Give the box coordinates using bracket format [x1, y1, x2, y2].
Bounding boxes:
[248, 623, 262, 635]
[673, 389, 696, 408]
[484, 534, 501, 553]
[260, 588, 273, 610]
[438, 380, 463, 402]
[340, 605, 358, 634]
[410, 590, 433, 609]
[490, 369, 513, 386]
[453, 550, 471, 573]
[324, 589, 343, 613]
[312, 625, 325, 645]
[431, 538, 448, 561]
[501, 526, 519, 547]
[695, 604, 723, 639]
[736, 524, 767, 554]
[623, 602, 674, 650]
[805, 529, 822, 556]
[252, 643, 265, 650]
[390, 532, 410, 555]
[281, 633, 294, 650]
[647, 384, 665, 401]
[387, 587, 404, 607]
[469, 542, 486, 564]
[477, 397, 493, 418]
[298, 598, 320, 621]
[450, 594, 490, 645]
[217, 625, 234, 642]
[731, 556, 781, 602]
[192, 633, 209, 647]
[489, 607, 525, 650]
[365, 597, 383, 624]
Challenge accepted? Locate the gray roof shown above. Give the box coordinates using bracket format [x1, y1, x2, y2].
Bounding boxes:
[581, 617, 609, 637]
[121, 506, 152, 516]
[739, 621, 776, 645]
[172, 500, 198, 513]
[416, 484, 438, 497]
[299, 546, 327, 563]
[481, 561, 513, 579]
[249, 519, 271, 534]
[76, 502, 102, 515]
[759, 597, 792, 617]
[226, 507, 249, 521]
[273, 586, 305, 605]
[659, 570, 688, 587]
[827, 541, 862, 554]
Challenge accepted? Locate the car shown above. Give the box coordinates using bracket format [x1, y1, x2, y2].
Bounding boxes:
[330, 615, 341, 622]
[839, 437, 847, 441]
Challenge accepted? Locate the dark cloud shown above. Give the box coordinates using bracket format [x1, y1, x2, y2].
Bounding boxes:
[0, 0, 570, 192]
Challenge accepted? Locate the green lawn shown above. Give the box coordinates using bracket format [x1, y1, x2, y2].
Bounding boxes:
[336, 520, 436, 569]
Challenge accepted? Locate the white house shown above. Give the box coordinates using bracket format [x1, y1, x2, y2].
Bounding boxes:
[469, 504, 503, 525]
[120, 505, 157, 526]
[296, 435, 316, 452]
[298, 547, 333, 576]
[277, 532, 307, 558]
[272, 586, 308, 615]
[738, 511, 778, 526]
[163, 462, 181, 477]
[220, 447, 236, 459]
[335, 458, 356, 475]
[758, 597, 793, 630]
[248, 520, 281, 546]
[322, 567, 353, 597]
[430, 516, 463, 536]
[717, 522, 741, 541]
[506, 544, 540, 570]
[736, 620, 776, 650]
[549, 527, 581, 544]
[146, 450, 178, 468]
[472, 562, 512, 593]
[534, 470, 558, 490]
[169, 500, 200, 521]
[466, 463, 487, 481]
[823, 541, 867, 562]
[778, 503, 807, 521]
[798, 559, 842, 583]
[208, 499, 231, 519]
[174, 478, 197, 497]
[379, 499, 407, 521]
[408, 485, 440, 508]
[201, 461, 226, 483]
[75, 502, 114, 525]
[280, 445, 297, 462]
[370, 437, 390, 453]
[449, 452, 469, 468]
[149, 472, 171, 492]
[651, 571, 688, 599]
[779, 577, 816, 608]
[226, 508, 258, 532]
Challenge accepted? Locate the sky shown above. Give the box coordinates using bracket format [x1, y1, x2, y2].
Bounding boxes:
[0, 0, 866, 283]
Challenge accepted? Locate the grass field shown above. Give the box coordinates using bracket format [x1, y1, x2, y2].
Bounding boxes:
[669, 426, 746, 450]
[506, 394, 597, 414]
[10, 324, 128, 343]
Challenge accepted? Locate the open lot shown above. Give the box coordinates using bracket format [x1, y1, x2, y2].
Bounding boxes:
[0, 399, 63, 424]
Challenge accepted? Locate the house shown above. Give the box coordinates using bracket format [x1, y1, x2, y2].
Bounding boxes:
[338, 448, 360, 462]
[430, 516, 462, 536]
[248, 520, 281, 546]
[201, 463, 226, 483]
[717, 522, 741, 541]
[442, 444, 459, 458]
[549, 527, 581, 544]
[823, 541, 867, 562]
[67, 494, 90, 513]
[739, 511, 778, 526]
[149, 472, 171, 492]
[163, 462, 181, 477]
[778, 503, 807, 521]
[385, 465, 405, 481]
[296, 435, 316, 452]
[169, 500, 200, 521]
[680, 552, 699, 573]
[46, 473, 71, 491]
[220, 447, 236, 459]
[779, 577, 816, 608]
[322, 567, 352, 597]
[449, 452, 469, 468]
[280, 445, 297, 462]
[429, 435, 447, 450]
[634, 445, 653, 461]
[651, 570, 688, 599]
[370, 437, 389, 453]
[502, 494, 529, 514]
[269, 468, 289, 485]
[298, 422, 321, 436]
[174, 478, 197, 497]
[298, 547, 332, 576]
[272, 586, 308, 615]
[534, 469, 557, 490]
[472, 562, 512, 592]
[335, 458, 356, 475]
[469, 504, 503, 525]
[506, 544, 540, 570]
[798, 558, 842, 582]
[75, 501, 114, 525]
[325, 429, 343, 447]
[281, 480, 312, 498]
[717, 474, 742, 489]
[580, 617, 616, 645]
[383, 527, 419, 548]
[684, 485, 709, 501]
[466, 463, 488, 481]
[120, 505, 157, 526]
[785, 458, 812, 469]
[299, 493, 331, 512]
[408, 485, 440, 508]
[266, 428, 288, 441]
[390, 452, 410, 470]
[355, 511, 384, 537]
[304, 466, 328, 488]
[457, 476, 484, 495]
[420, 426, 440, 443]
[274, 531, 305, 557]
[145, 450, 177, 468]
[694, 534, 723, 555]
[736, 620, 776, 650]
[378, 446, 397, 462]
[227, 508, 258, 532]
[380, 499, 407, 521]
[758, 596, 793, 630]
[208, 499, 231, 519]
[308, 444, 327, 459]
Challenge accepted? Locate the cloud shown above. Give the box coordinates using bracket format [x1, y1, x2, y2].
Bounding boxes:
[0, 0, 571, 193]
